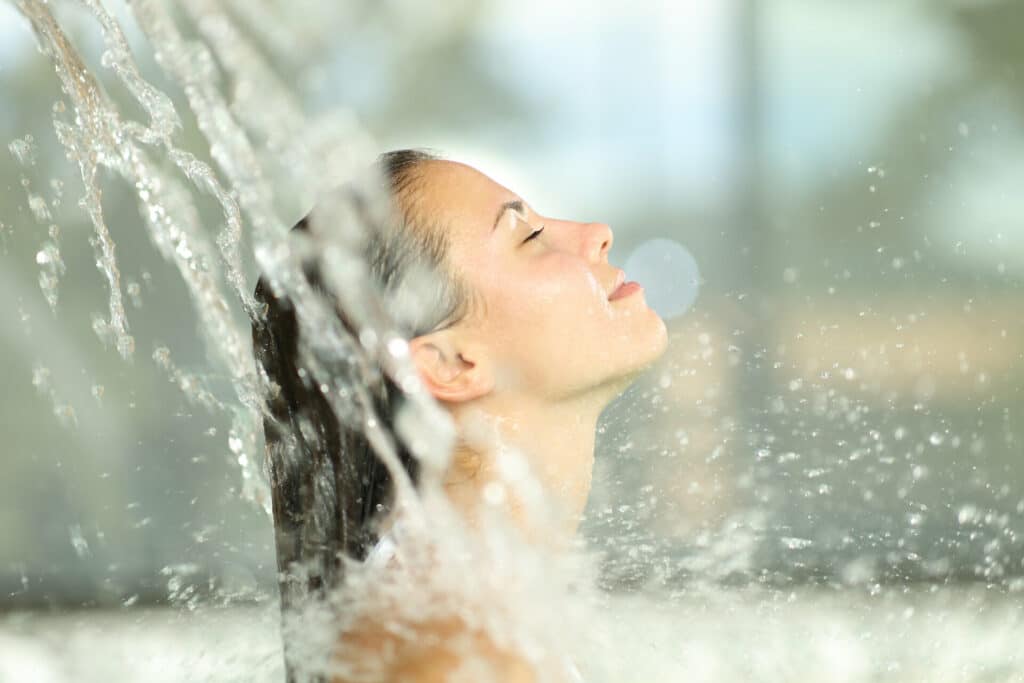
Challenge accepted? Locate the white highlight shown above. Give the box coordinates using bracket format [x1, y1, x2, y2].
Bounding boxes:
[623, 237, 701, 319]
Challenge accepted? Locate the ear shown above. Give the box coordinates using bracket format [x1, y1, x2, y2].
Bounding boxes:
[409, 332, 494, 403]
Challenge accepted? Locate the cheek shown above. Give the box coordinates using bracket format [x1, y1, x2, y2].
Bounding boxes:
[506, 263, 612, 354]
[530, 258, 607, 314]
[480, 254, 611, 347]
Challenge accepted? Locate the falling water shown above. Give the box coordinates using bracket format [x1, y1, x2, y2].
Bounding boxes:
[9, 1, 609, 680]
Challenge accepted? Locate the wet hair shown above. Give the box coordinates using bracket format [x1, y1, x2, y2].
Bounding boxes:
[251, 149, 471, 607]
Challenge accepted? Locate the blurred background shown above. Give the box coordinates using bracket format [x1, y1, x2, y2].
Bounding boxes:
[2, 0, 1023, 679]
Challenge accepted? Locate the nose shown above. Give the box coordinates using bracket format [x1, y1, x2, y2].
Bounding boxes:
[585, 222, 613, 263]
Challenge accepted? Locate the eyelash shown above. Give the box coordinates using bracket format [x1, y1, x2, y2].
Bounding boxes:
[524, 225, 545, 243]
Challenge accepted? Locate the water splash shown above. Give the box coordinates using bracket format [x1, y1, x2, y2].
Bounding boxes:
[8, 133, 66, 311]
[31, 363, 78, 428]
[11, 2, 619, 681]
[19, 1, 136, 359]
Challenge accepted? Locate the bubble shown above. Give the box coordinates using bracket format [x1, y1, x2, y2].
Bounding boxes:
[622, 238, 700, 319]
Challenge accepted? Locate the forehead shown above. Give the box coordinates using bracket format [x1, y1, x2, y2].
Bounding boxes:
[413, 160, 518, 239]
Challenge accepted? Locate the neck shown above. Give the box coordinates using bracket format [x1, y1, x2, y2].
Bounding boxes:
[442, 388, 611, 545]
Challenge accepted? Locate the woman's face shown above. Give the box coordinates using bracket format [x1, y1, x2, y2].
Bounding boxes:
[416, 160, 668, 403]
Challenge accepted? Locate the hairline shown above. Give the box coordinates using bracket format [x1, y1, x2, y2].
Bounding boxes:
[385, 154, 485, 331]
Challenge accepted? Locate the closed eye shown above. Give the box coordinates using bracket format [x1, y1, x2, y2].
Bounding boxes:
[523, 225, 545, 243]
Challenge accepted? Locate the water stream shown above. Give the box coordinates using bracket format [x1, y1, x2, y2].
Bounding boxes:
[9, 1, 607, 680]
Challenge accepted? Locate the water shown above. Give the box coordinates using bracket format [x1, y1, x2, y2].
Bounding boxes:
[6, 1, 1024, 681]
[2, 587, 1022, 682]
[8, 1, 605, 680]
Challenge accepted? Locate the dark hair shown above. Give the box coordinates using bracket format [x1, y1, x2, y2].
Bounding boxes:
[252, 149, 471, 610]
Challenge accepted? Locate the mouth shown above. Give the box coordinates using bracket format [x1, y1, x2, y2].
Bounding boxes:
[607, 268, 644, 301]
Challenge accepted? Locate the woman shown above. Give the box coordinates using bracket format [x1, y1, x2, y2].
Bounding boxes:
[253, 150, 668, 682]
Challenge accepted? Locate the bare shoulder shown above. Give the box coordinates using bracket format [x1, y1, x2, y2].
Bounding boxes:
[332, 614, 537, 683]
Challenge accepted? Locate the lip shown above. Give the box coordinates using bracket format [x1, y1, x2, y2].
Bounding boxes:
[608, 268, 644, 301]
[609, 280, 643, 301]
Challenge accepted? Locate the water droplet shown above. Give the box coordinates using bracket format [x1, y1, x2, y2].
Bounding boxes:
[386, 336, 407, 357]
[69, 524, 91, 557]
[126, 281, 143, 308]
[957, 505, 979, 525]
[8, 135, 37, 166]
[483, 482, 506, 505]
[28, 194, 52, 223]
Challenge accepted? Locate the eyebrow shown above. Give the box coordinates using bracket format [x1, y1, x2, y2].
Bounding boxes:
[492, 199, 525, 232]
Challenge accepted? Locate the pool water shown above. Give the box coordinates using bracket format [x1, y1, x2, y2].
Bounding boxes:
[2, 586, 1020, 682]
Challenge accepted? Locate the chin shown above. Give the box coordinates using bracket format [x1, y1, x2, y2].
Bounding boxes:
[632, 310, 670, 368]
[565, 316, 670, 405]
[650, 314, 670, 359]
[605, 316, 668, 382]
